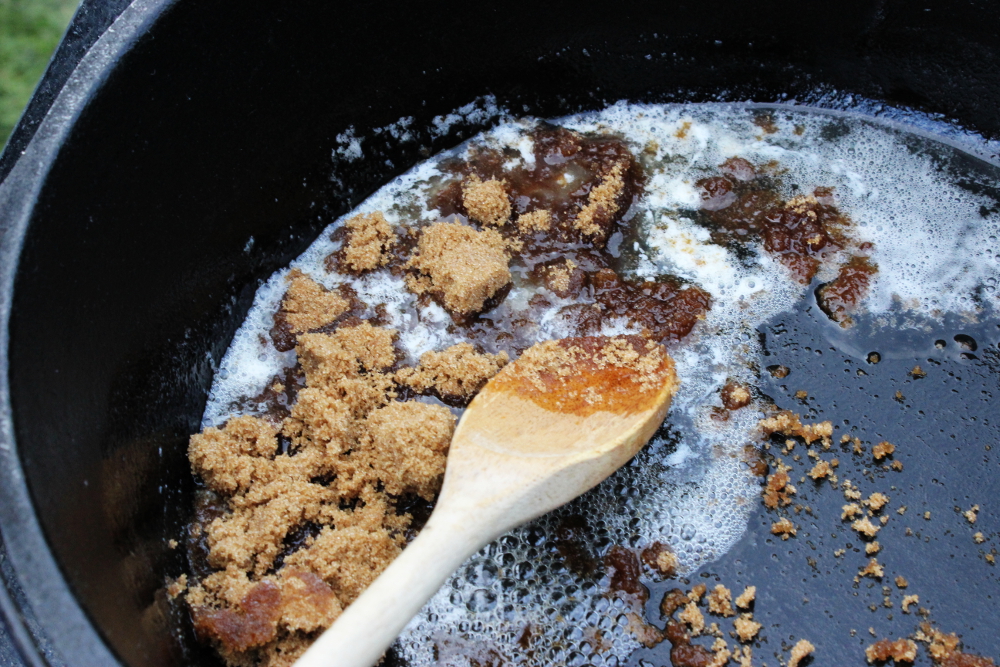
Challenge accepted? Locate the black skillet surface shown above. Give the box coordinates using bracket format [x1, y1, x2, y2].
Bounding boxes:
[1, 1, 999, 666]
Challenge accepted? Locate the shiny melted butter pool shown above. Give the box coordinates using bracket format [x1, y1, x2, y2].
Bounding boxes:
[202, 104, 1000, 667]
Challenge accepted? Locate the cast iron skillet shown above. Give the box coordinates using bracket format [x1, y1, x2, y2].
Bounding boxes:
[1, 1, 999, 666]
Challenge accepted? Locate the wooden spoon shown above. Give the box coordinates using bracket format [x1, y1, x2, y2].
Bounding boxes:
[295, 334, 678, 667]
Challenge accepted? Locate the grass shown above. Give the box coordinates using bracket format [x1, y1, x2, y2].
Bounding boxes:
[0, 0, 78, 149]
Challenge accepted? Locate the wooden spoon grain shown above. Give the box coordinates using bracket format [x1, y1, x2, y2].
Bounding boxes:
[295, 335, 679, 667]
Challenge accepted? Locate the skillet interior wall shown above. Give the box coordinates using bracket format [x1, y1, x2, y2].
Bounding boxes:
[5, 0, 1000, 665]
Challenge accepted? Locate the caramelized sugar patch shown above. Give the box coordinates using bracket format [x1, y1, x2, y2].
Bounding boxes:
[693, 159, 876, 300]
[488, 335, 677, 417]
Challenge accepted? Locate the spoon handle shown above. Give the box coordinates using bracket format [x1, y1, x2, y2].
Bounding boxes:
[295, 514, 491, 667]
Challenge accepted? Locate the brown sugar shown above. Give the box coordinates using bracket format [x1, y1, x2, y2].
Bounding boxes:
[873, 441, 896, 461]
[655, 549, 680, 577]
[788, 638, 815, 667]
[721, 381, 752, 410]
[278, 270, 351, 335]
[865, 492, 890, 512]
[759, 411, 833, 446]
[709, 638, 732, 667]
[910, 365, 927, 379]
[185, 320, 468, 665]
[574, 162, 626, 238]
[762, 462, 797, 509]
[771, 517, 797, 539]
[462, 174, 511, 227]
[707, 585, 735, 617]
[866, 638, 918, 663]
[734, 586, 756, 610]
[853, 516, 882, 538]
[395, 342, 508, 403]
[859, 558, 884, 579]
[902, 595, 919, 613]
[808, 459, 833, 480]
[734, 614, 762, 642]
[406, 221, 511, 315]
[517, 209, 552, 233]
[167, 574, 188, 599]
[487, 335, 677, 417]
[866, 541, 881, 555]
[964, 505, 980, 524]
[679, 601, 706, 636]
[843, 503, 863, 520]
[356, 401, 456, 499]
[339, 211, 396, 273]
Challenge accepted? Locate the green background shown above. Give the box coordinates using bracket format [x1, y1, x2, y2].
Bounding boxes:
[0, 0, 78, 149]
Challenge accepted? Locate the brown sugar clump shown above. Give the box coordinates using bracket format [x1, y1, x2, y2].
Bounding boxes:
[679, 601, 706, 636]
[356, 401, 456, 500]
[771, 517, 797, 539]
[902, 594, 919, 613]
[641, 542, 680, 578]
[843, 503, 863, 520]
[808, 459, 833, 480]
[759, 411, 833, 446]
[964, 505, 980, 524]
[488, 336, 677, 417]
[574, 162, 626, 239]
[762, 461, 797, 509]
[706, 585, 735, 617]
[866, 541, 881, 555]
[189, 416, 280, 495]
[709, 638, 732, 667]
[910, 365, 927, 379]
[866, 638, 918, 663]
[296, 323, 397, 389]
[735, 586, 756, 610]
[866, 492, 890, 512]
[859, 558, 884, 579]
[538, 258, 582, 297]
[517, 209, 553, 233]
[873, 441, 896, 461]
[788, 639, 815, 667]
[340, 212, 396, 273]
[721, 381, 752, 410]
[462, 174, 511, 227]
[734, 614, 762, 642]
[853, 516, 881, 538]
[167, 574, 188, 599]
[186, 321, 467, 665]
[395, 342, 508, 402]
[406, 221, 511, 315]
[278, 270, 351, 335]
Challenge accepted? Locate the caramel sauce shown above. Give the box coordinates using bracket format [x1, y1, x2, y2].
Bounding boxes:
[694, 162, 857, 285]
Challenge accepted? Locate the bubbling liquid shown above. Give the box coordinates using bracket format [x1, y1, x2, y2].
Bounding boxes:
[202, 103, 1000, 667]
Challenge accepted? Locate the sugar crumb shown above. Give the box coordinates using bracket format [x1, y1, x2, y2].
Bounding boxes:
[463, 174, 511, 227]
[788, 639, 815, 667]
[735, 586, 756, 610]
